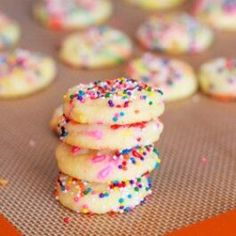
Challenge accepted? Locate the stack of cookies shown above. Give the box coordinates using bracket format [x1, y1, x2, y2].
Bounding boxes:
[55, 77, 165, 214]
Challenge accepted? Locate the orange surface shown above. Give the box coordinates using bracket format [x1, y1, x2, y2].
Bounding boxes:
[0, 214, 22, 236]
[167, 210, 236, 236]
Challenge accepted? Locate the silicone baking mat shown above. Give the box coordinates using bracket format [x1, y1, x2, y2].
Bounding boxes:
[0, 0, 236, 235]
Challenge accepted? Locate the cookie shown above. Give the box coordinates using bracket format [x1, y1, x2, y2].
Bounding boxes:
[33, 0, 112, 30]
[50, 105, 63, 132]
[126, 53, 198, 101]
[56, 143, 160, 183]
[58, 115, 163, 150]
[0, 12, 20, 50]
[55, 172, 152, 214]
[126, 0, 185, 10]
[59, 26, 132, 69]
[193, 0, 236, 30]
[0, 49, 56, 98]
[63, 77, 164, 125]
[137, 13, 214, 54]
[199, 58, 236, 100]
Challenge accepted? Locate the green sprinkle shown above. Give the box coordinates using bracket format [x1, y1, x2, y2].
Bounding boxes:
[134, 187, 139, 192]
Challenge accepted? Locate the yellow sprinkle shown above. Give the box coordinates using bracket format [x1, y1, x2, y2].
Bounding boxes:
[148, 91, 156, 97]
[82, 208, 89, 214]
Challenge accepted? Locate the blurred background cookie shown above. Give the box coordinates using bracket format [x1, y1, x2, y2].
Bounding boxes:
[0, 49, 56, 98]
[59, 26, 132, 69]
[0, 11, 20, 50]
[33, 0, 112, 30]
[136, 13, 214, 54]
[126, 0, 186, 10]
[126, 53, 198, 101]
[193, 0, 236, 31]
[199, 58, 236, 101]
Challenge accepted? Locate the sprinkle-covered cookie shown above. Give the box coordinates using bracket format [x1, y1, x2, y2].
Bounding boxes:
[56, 143, 161, 183]
[58, 115, 163, 150]
[33, 0, 112, 30]
[126, 53, 197, 101]
[0, 49, 56, 98]
[137, 13, 214, 54]
[0, 12, 20, 50]
[55, 172, 152, 214]
[50, 105, 63, 132]
[199, 58, 236, 100]
[126, 0, 185, 10]
[193, 0, 236, 30]
[59, 26, 132, 69]
[63, 77, 164, 125]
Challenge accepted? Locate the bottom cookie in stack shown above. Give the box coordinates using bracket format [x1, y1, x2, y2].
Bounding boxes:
[55, 172, 152, 214]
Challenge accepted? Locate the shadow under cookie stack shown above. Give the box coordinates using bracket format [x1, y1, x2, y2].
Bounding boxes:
[55, 77, 165, 214]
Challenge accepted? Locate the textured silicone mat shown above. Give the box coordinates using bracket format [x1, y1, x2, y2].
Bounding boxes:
[0, 0, 236, 235]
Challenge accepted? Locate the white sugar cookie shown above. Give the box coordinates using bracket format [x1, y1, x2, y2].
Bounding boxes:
[0, 12, 20, 50]
[127, 53, 197, 101]
[55, 173, 152, 214]
[63, 77, 164, 125]
[56, 143, 161, 183]
[59, 26, 132, 69]
[137, 13, 214, 54]
[33, 0, 112, 30]
[0, 49, 56, 98]
[194, 0, 236, 30]
[59, 116, 164, 150]
[199, 58, 236, 100]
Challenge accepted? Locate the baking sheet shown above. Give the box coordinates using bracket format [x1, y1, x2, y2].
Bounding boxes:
[0, 0, 236, 235]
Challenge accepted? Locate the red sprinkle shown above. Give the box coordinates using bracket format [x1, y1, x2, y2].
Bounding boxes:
[111, 121, 147, 130]
[63, 217, 71, 224]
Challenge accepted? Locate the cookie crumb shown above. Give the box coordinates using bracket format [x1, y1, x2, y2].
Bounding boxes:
[0, 178, 8, 186]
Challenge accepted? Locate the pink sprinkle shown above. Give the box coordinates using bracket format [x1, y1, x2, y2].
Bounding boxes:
[92, 154, 107, 163]
[71, 146, 80, 155]
[200, 156, 208, 164]
[63, 217, 71, 224]
[96, 121, 104, 124]
[86, 130, 103, 140]
[98, 166, 112, 179]
[74, 196, 80, 203]
[29, 139, 35, 147]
